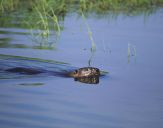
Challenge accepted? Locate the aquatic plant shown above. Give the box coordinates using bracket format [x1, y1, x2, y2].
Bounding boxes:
[0, 0, 19, 13]
[78, 0, 163, 14]
[128, 43, 137, 63]
[128, 43, 131, 58]
[81, 11, 97, 66]
[1, 0, 163, 15]
[81, 12, 96, 51]
[26, 0, 61, 49]
[0, 0, 163, 50]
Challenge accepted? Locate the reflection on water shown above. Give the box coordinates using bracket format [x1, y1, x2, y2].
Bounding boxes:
[0, 54, 75, 79]
[0, 41, 28, 48]
[0, 28, 57, 50]
[18, 82, 44, 86]
[88, 48, 96, 66]
[74, 76, 99, 84]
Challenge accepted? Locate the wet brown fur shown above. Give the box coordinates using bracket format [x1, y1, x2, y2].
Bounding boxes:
[68, 67, 100, 78]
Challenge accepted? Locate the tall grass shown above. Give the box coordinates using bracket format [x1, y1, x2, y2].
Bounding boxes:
[78, 0, 163, 14]
[1, 0, 163, 15]
[0, 0, 19, 13]
[26, 0, 61, 49]
[0, 0, 162, 49]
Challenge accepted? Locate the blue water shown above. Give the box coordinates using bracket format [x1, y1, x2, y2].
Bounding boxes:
[0, 9, 163, 128]
[0, 54, 77, 79]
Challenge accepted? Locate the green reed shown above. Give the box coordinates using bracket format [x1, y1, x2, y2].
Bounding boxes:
[26, 0, 61, 49]
[81, 12, 96, 51]
[1, 0, 163, 15]
[78, 0, 163, 14]
[128, 43, 137, 63]
[0, 0, 19, 13]
[81, 11, 96, 66]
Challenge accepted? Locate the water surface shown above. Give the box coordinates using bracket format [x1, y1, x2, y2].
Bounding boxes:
[0, 9, 163, 128]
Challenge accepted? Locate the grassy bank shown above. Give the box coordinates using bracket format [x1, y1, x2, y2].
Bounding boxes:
[0, 0, 163, 49]
[0, 0, 163, 15]
[1, 0, 163, 27]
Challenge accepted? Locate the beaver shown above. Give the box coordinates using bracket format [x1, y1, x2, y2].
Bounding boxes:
[0, 54, 107, 84]
[5, 67, 100, 84]
[5, 67, 100, 78]
[5, 67, 43, 75]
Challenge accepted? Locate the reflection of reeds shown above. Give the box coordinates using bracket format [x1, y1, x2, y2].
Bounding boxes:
[128, 43, 131, 58]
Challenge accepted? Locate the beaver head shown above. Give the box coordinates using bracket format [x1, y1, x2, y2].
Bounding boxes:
[69, 67, 100, 78]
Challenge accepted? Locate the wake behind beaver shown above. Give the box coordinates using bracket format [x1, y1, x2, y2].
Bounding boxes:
[0, 54, 108, 84]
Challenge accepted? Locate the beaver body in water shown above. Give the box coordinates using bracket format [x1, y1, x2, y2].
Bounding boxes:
[0, 54, 106, 84]
[5, 67, 101, 84]
[5, 67, 100, 78]
[5, 67, 43, 75]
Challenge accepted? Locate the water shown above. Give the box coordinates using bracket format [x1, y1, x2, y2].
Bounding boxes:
[0, 9, 163, 128]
